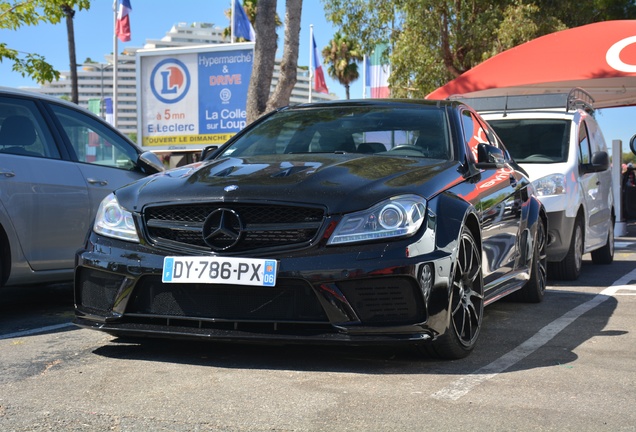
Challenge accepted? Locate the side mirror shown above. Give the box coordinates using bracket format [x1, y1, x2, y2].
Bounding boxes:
[630, 134, 636, 155]
[591, 150, 609, 170]
[201, 145, 219, 160]
[582, 150, 609, 173]
[137, 151, 165, 174]
[475, 143, 506, 169]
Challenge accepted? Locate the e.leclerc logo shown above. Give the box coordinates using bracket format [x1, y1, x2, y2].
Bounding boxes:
[150, 58, 191, 104]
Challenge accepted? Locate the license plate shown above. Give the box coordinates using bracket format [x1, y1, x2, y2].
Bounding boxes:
[162, 256, 278, 286]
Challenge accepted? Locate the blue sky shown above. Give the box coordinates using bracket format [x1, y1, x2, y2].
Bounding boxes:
[2, 0, 636, 157]
[0, 0, 363, 99]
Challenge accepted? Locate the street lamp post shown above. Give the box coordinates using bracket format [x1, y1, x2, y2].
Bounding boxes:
[80, 62, 113, 119]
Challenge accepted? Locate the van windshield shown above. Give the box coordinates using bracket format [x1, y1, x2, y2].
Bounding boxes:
[488, 119, 570, 164]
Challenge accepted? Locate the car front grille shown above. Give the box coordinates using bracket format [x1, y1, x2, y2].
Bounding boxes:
[142, 203, 325, 253]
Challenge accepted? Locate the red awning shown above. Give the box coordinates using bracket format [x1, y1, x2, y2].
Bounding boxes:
[426, 20, 636, 108]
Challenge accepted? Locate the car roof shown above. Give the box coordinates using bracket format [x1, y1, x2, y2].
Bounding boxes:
[0, 86, 90, 110]
[0, 85, 118, 124]
[288, 98, 463, 111]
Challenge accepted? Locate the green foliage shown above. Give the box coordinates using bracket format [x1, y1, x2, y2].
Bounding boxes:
[536, 0, 636, 27]
[322, 0, 636, 98]
[623, 151, 636, 165]
[488, 2, 566, 58]
[322, 0, 397, 55]
[0, 0, 91, 83]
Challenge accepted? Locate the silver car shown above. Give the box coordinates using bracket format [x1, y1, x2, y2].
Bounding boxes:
[0, 87, 163, 287]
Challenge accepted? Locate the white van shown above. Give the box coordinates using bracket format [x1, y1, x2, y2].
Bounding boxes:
[458, 89, 614, 280]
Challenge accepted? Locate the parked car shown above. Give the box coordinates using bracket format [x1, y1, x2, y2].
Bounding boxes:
[458, 89, 614, 281]
[74, 99, 547, 359]
[0, 87, 163, 288]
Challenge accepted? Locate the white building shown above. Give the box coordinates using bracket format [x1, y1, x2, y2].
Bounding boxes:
[36, 22, 337, 136]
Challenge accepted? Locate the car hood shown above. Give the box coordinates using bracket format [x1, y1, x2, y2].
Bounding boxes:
[116, 154, 461, 214]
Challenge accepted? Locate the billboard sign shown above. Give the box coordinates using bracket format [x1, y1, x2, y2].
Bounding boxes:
[137, 43, 254, 151]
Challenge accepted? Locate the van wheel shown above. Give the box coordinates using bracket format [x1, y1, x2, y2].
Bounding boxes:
[591, 220, 614, 265]
[551, 219, 583, 281]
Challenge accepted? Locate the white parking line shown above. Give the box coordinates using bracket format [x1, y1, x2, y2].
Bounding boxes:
[431, 268, 636, 401]
[0, 322, 74, 341]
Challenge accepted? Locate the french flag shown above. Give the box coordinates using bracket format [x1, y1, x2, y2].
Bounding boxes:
[312, 35, 328, 94]
[116, 0, 132, 42]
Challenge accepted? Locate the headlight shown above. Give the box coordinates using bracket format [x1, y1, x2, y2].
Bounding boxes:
[532, 174, 566, 196]
[328, 195, 427, 245]
[93, 193, 139, 242]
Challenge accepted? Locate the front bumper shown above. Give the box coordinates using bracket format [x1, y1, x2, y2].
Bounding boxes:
[74, 233, 453, 345]
[545, 210, 575, 262]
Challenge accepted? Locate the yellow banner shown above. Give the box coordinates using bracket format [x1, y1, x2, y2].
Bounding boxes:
[142, 133, 235, 147]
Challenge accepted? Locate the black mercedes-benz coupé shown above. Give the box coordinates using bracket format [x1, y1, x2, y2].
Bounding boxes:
[74, 99, 547, 359]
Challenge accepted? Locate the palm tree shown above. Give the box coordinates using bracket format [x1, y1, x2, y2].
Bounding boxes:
[322, 32, 363, 100]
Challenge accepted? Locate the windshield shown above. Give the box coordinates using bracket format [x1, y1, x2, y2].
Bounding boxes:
[488, 119, 570, 163]
[218, 105, 451, 160]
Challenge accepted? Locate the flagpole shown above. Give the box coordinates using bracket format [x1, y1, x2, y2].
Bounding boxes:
[112, 0, 118, 128]
[231, 0, 235, 43]
[362, 55, 367, 99]
[309, 25, 313, 103]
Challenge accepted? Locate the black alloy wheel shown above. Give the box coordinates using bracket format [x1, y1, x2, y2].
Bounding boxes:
[424, 227, 484, 359]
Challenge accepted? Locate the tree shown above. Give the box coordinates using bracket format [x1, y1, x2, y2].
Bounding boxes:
[246, 0, 303, 123]
[265, 0, 302, 112]
[0, 0, 90, 84]
[61, 4, 78, 103]
[322, 0, 636, 98]
[322, 32, 362, 99]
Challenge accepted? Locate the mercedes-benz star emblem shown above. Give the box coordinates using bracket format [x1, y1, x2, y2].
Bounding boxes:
[202, 208, 243, 251]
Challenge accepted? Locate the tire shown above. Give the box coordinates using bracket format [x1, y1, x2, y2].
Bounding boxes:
[591, 220, 614, 265]
[551, 218, 583, 281]
[423, 227, 484, 360]
[511, 217, 547, 303]
[0, 229, 6, 287]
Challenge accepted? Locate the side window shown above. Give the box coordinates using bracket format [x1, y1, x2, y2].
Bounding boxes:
[0, 97, 61, 159]
[461, 110, 491, 161]
[585, 120, 604, 154]
[578, 121, 591, 165]
[49, 104, 138, 170]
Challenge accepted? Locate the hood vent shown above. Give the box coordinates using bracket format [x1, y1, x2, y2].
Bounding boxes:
[212, 166, 237, 177]
[271, 166, 311, 178]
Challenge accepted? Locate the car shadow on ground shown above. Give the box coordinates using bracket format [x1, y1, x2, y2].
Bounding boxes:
[547, 257, 636, 288]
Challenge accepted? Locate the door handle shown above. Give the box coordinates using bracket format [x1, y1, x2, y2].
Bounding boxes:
[87, 178, 108, 186]
[0, 169, 15, 178]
